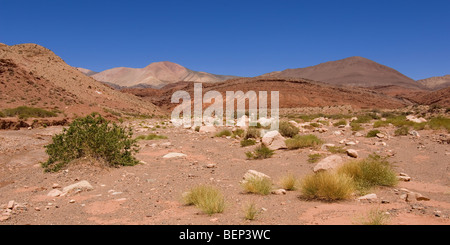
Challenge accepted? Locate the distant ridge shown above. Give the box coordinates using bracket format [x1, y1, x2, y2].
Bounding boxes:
[417, 75, 450, 91]
[261, 56, 426, 90]
[91, 61, 238, 88]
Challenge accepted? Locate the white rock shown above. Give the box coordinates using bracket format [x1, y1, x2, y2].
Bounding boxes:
[345, 141, 357, 146]
[236, 115, 249, 128]
[162, 152, 187, 159]
[313, 155, 344, 172]
[406, 115, 427, 123]
[321, 143, 335, 151]
[259, 117, 275, 127]
[62, 180, 94, 195]
[333, 131, 342, 136]
[346, 149, 358, 158]
[261, 131, 287, 150]
[199, 125, 216, 133]
[376, 133, 385, 138]
[7, 201, 15, 209]
[271, 189, 287, 195]
[358, 193, 378, 201]
[242, 170, 271, 183]
[47, 189, 63, 197]
[409, 130, 420, 138]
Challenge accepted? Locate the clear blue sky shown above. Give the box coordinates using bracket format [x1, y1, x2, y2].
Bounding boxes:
[1, 0, 449, 80]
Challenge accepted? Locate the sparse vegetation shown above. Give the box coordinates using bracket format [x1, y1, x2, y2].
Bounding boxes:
[194, 126, 200, 132]
[428, 116, 450, 132]
[350, 122, 363, 131]
[366, 130, 381, 138]
[308, 153, 324, 163]
[183, 185, 225, 215]
[356, 208, 390, 225]
[242, 176, 273, 195]
[244, 128, 261, 139]
[240, 139, 256, 147]
[2, 106, 57, 119]
[245, 144, 274, 160]
[41, 113, 139, 172]
[337, 154, 398, 194]
[279, 121, 299, 138]
[215, 129, 232, 137]
[333, 119, 347, 127]
[327, 145, 347, 154]
[279, 173, 298, 191]
[285, 134, 323, 150]
[135, 134, 168, 140]
[394, 126, 409, 136]
[300, 171, 355, 201]
[232, 128, 245, 138]
[243, 202, 260, 220]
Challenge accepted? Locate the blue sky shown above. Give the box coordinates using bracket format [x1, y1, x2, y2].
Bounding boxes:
[1, 0, 449, 80]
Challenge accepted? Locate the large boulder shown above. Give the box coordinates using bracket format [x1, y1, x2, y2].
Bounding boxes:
[406, 115, 427, 123]
[313, 155, 344, 173]
[262, 131, 287, 150]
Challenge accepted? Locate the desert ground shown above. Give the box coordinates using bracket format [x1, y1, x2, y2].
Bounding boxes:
[1, 109, 449, 225]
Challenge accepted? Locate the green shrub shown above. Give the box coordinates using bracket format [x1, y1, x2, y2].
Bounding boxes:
[350, 122, 363, 131]
[2, 106, 57, 119]
[41, 113, 139, 172]
[354, 115, 373, 123]
[245, 144, 274, 160]
[0, 111, 4, 118]
[394, 126, 409, 136]
[285, 134, 323, 150]
[194, 126, 200, 132]
[183, 185, 225, 215]
[279, 121, 299, 138]
[215, 129, 232, 137]
[232, 128, 245, 138]
[242, 177, 272, 195]
[337, 154, 398, 194]
[366, 130, 380, 138]
[136, 134, 168, 140]
[240, 139, 256, 147]
[373, 120, 390, 128]
[300, 171, 355, 201]
[333, 120, 347, 127]
[428, 116, 450, 132]
[308, 153, 323, 163]
[309, 122, 320, 128]
[244, 128, 261, 139]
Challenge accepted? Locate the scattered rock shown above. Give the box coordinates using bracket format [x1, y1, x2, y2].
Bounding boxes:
[397, 173, 411, 182]
[333, 131, 342, 136]
[374, 141, 387, 146]
[345, 141, 357, 146]
[358, 193, 378, 201]
[69, 199, 76, 203]
[313, 155, 344, 172]
[261, 131, 287, 150]
[321, 143, 335, 151]
[62, 180, 94, 195]
[52, 183, 61, 189]
[346, 149, 358, 158]
[354, 132, 363, 137]
[7, 201, 15, 209]
[406, 192, 430, 202]
[162, 152, 187, 159]
[406, 115, 427, 123]
[409, 130, 420, 138]
[271, 189, 287, 195]
[206, 163, 216, 168]
[47, 189, 63, 197]
[242, 170, 271, 183]
[376, 133, 385, 138]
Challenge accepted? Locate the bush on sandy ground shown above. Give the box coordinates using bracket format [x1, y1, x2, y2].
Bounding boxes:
[337, 154, 398, 194]
[285, 134, 323, 150]
[244, 128, 261, 139]
[300, 171, 354, 201]
[245, 144, 274, 160]
[327, 146, 347, 154]
[42, 113, 139, 172]
[243, 202, 260, 220]
[356, 208, 390, 225]
[183, 185, 225, 215]
[242, 177, 273, 195]
[366, 130, 380, 138]
[333, 119, 347, 127]
[279, 173, 299, 191]
[394, 126, 409, 136]
[279, 121, 299, 138]
[240, 139, 256, 147]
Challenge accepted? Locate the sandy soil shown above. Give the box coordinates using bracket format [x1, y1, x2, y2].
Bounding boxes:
[0, 118, 449, 225]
